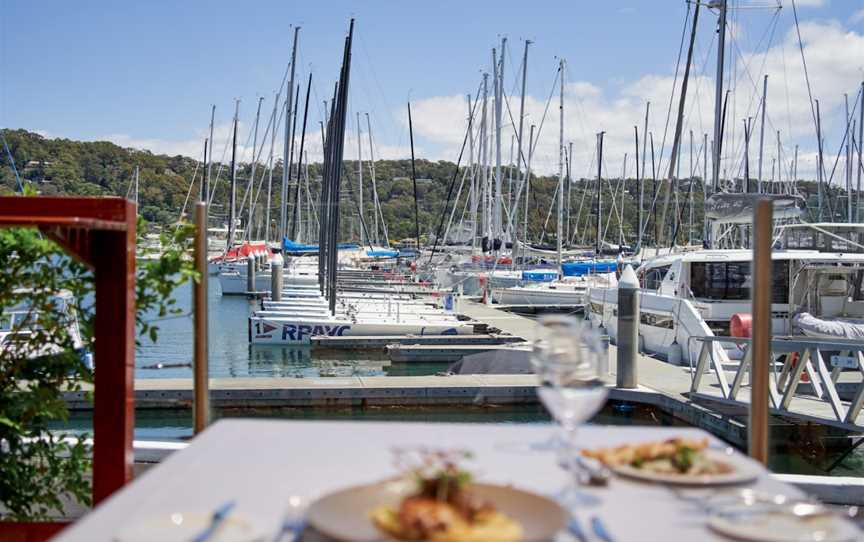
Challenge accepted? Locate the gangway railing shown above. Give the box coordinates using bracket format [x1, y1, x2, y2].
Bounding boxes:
[689, 335, 864, 427]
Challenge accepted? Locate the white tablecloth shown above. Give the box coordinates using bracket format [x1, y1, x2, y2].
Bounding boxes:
[57, 419, 803, 541]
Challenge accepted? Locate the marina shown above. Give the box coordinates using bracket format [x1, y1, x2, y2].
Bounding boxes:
[2, 0, 864, 539]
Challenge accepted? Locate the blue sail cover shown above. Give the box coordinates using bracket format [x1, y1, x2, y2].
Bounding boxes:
[367, 248, 399, 258]
[521, 270, 558, 282]
[561, 261, 617, 277]
[282, 238, 360, 254]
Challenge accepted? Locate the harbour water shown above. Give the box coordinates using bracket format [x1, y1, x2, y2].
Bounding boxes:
[137, 277, 442, 379]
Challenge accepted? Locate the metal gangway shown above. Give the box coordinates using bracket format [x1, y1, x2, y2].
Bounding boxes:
[688, 335, 864, 431]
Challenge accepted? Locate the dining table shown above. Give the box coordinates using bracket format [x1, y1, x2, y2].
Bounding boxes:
[55, 418, 831, 541]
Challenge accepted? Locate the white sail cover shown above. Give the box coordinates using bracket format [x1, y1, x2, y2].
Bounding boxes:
[794, 312, 864, 340]
[705, 193, 804, 224]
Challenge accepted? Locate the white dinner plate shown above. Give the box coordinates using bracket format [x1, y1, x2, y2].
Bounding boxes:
[609, 449, 761, 486]
[305, 479, 567, 542]
[115, 510, 266, 542]
[708, 506, 861, 542]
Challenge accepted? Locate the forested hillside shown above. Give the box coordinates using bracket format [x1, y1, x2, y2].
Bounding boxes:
[0, 128, 832, 246]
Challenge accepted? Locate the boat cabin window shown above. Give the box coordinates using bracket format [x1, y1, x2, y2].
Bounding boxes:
[690, 261, 789, 303]
[642, 265, 670, 291]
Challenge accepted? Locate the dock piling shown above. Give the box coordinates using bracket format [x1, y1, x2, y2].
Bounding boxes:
[247, 254, 257, 295]
[616, 264, 640, 389]
[271, 254, 284, 301]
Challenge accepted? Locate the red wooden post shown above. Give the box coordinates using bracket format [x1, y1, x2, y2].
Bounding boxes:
[91, 216, 136, 502]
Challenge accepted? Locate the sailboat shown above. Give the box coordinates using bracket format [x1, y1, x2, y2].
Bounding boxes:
[248, 20, 481, 345]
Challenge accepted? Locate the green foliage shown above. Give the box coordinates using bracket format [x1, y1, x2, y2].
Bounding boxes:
[0, 201, 195, 521]
[0, 228, 93, 520]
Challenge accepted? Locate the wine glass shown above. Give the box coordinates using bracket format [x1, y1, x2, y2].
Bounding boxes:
[531, 315, 608, 504]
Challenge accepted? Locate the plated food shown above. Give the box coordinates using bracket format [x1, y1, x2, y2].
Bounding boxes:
[583, 437, 728, 475]
[305, 447, 566, 542]
[370, 449, 522, 541]
[582, 437, 759, 485]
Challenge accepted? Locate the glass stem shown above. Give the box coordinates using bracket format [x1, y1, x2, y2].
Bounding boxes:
[566, 426, 581, 486]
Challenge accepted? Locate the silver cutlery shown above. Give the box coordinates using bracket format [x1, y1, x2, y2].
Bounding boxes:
[567, 517, 589, 542]
[576, 455, 611, 486]
[590, 515, 616, 542]
[191, 500, 236, 542]
[557, 453, 611, 486]
[272, 516, 306, 542]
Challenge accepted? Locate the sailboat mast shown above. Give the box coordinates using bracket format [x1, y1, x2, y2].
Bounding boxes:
[207, 105, 215, 201]
[265, 91, 280, 242]
[858, 81, 864, 222]
[816, 99, 824, 220]
[494, 39, 505, 242]
[357, 111, 364, 245]
[293, 74, 312, 241]
[327, 20, 354, 315]
[556, 58, 565, 277]
[515, 40, 530, 217]
[366, 113, 381, 245]
[637, 101, 650, 250]
[228, 99, 239, 248]
[659, 0, 700, 246]
[249, 96, 263, 239]
[202, 140, 208, 203]
[711, 0, 727, 194]
[634, 125, 641, 249]
[567, 141, 573, 245]
[280, 26, 300, 242]
[596, 132, 604, 254]
[480, 73, 489, 245]
[757, 75, 767, 194]
[467, 94, 477, 253]
[408, 102, 421, 253]
[524, 125, 534, 246]
[845, 94, 852, 221]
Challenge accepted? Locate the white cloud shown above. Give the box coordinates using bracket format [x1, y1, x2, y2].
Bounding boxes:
[794, 0, 827, 7]
[851, 8, 864, 24]
[403, 18, 863, 185]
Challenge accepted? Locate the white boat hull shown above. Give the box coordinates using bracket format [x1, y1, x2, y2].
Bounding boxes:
[249, 317, 476, 345]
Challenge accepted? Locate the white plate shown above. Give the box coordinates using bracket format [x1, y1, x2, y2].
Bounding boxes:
[708, 507, 861, 542]
[305, 479, 567, 542]
[609, 449, 760, 486]
[115, 511, 266, 542]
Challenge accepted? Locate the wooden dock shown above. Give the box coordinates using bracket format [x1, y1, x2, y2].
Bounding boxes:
[63, 302, 864, 445]
[387, 343, 529, 363]
[64, 375, 538, 410]
[311, 333, 524, 349]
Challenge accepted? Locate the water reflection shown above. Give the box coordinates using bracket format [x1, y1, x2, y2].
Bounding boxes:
[136, 279, 448, 379]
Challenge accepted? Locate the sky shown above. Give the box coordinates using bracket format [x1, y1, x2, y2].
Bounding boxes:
[1, 0, 862, 183]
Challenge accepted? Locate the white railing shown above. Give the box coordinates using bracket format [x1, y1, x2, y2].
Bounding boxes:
[689, 335, 864, 427]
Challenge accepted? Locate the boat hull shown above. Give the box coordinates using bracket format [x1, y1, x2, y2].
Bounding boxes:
[249, 318, 476, 345]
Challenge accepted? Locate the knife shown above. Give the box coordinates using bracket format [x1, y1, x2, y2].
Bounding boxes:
[191, 500, 236, 542]
[590, 515, 616, 542]
[567, 517, 589, 542]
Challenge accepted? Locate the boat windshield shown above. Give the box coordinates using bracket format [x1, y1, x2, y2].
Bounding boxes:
[690, 260, 789, 302]
[781, 226, 864, 253]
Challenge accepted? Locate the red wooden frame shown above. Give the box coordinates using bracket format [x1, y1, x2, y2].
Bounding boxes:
[0, 196, 136, 540]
